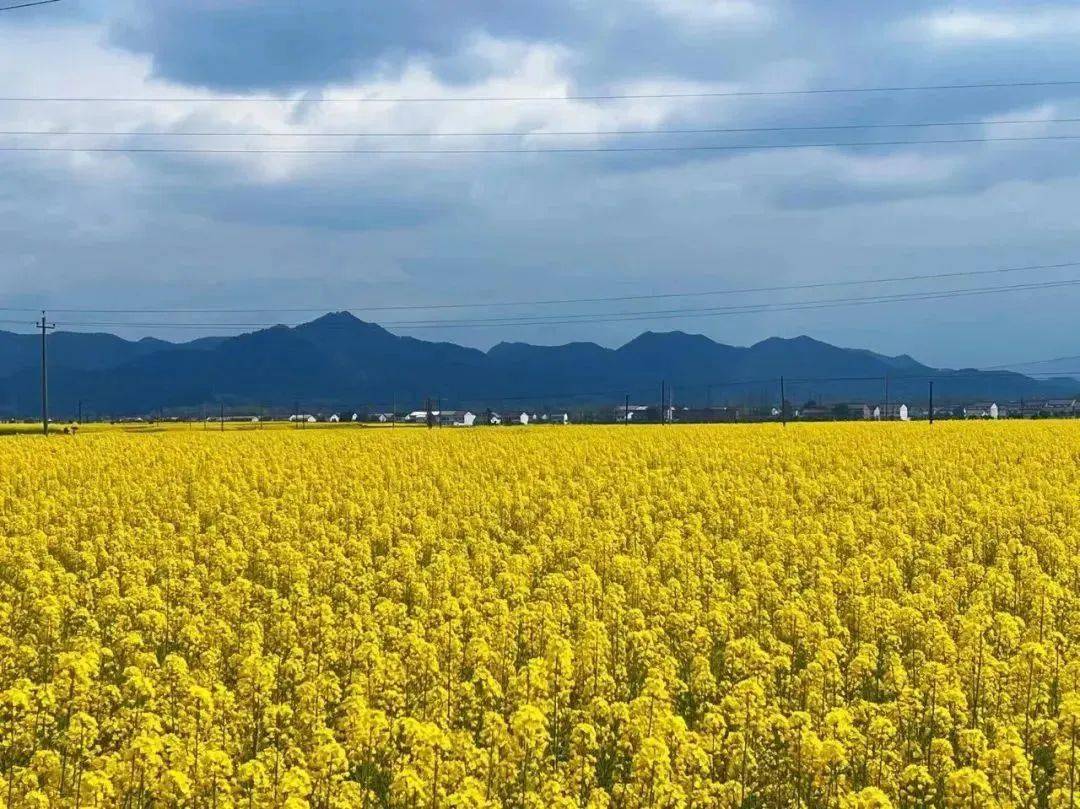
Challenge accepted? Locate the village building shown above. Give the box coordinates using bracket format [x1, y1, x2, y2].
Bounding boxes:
[964, 402, 1000, 419]
[673, 407, 739, 423]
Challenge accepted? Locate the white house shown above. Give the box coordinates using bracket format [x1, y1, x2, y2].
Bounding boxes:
[874, 404, 909, 420]
[458, 411, 477, 427]
[616, 405, 650, 422]
[964, 402, 998, 419]
[1045, 398, 1079, 416]
[329, 414, 340, 423]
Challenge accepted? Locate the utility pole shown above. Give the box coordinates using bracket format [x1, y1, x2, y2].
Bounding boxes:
[294, 399, 300, 429]
[883, 375, 889, 422]
[929, 381, 934, 425]
[37, 311, 54, 436]
[780, 376, 787, 427]
[706, 384, 713, 410]
[625, 394, 630, 425]
[660, 381, 666, 425]
[77, 399, 82, 424]
[220, 402, 224, 432]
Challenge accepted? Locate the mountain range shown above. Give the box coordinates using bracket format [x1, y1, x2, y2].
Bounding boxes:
[0, 312, 1075, 417]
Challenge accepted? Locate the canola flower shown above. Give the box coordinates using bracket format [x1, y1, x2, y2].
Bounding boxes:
[0, 422, 1078, 808]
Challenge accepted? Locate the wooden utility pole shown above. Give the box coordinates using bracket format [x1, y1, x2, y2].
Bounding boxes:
[220, 402, 224, 432]
[929, 381, 934, 425]
[625, 394, 630, 425]
[883, 375, 889, 421]
[660, 381, 666, 425]
[780, 376, 787, 427]
[37, 311, 55, 436]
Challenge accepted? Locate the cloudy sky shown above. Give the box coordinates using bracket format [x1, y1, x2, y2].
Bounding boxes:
[2, 0, 1080, 368]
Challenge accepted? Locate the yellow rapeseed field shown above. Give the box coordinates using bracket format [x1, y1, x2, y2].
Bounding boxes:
[1, 423, 1079, 808]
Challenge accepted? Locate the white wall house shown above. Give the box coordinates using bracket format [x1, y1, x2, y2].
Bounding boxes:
[964, 403, 998, 419]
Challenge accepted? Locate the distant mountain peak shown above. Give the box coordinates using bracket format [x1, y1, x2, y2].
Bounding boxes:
[751, 334, 827, 349]
[0, 317, 1074, 415]
[304, 310, 364, 326]
[619, 330, 719, 349]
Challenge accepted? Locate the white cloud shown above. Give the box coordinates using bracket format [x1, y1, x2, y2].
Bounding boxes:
[643, 0, 775, 30]
[915, 7, 1080, 42]
[5, 4, 1080, 365]
[0, 23, 757, 183]
[841, 152, 962, 185]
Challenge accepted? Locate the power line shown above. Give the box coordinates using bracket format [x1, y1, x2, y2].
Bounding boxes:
[15, 277, 1080, 331]
[0, 0, 61, 10]
[374, 278, 1080, 328]
[4, 116, 1080, 139]
[981, 353, 1080, 370]
[299, 367, 1080, 406]
[7, 133, 1080, 156]
[3, 79, 1080, 104]
[3, 259, 1076, 315]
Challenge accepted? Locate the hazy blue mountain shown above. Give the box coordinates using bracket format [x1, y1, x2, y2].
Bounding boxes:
[0, 313, 1074, 417]
[996, 355, 1080, 378]
[0, 330, 223, 377]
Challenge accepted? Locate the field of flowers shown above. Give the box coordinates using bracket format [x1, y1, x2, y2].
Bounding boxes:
[1, 423, 1079, 808]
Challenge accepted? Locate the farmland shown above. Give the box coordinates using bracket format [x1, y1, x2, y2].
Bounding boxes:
[1, 423, 1079, 808]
